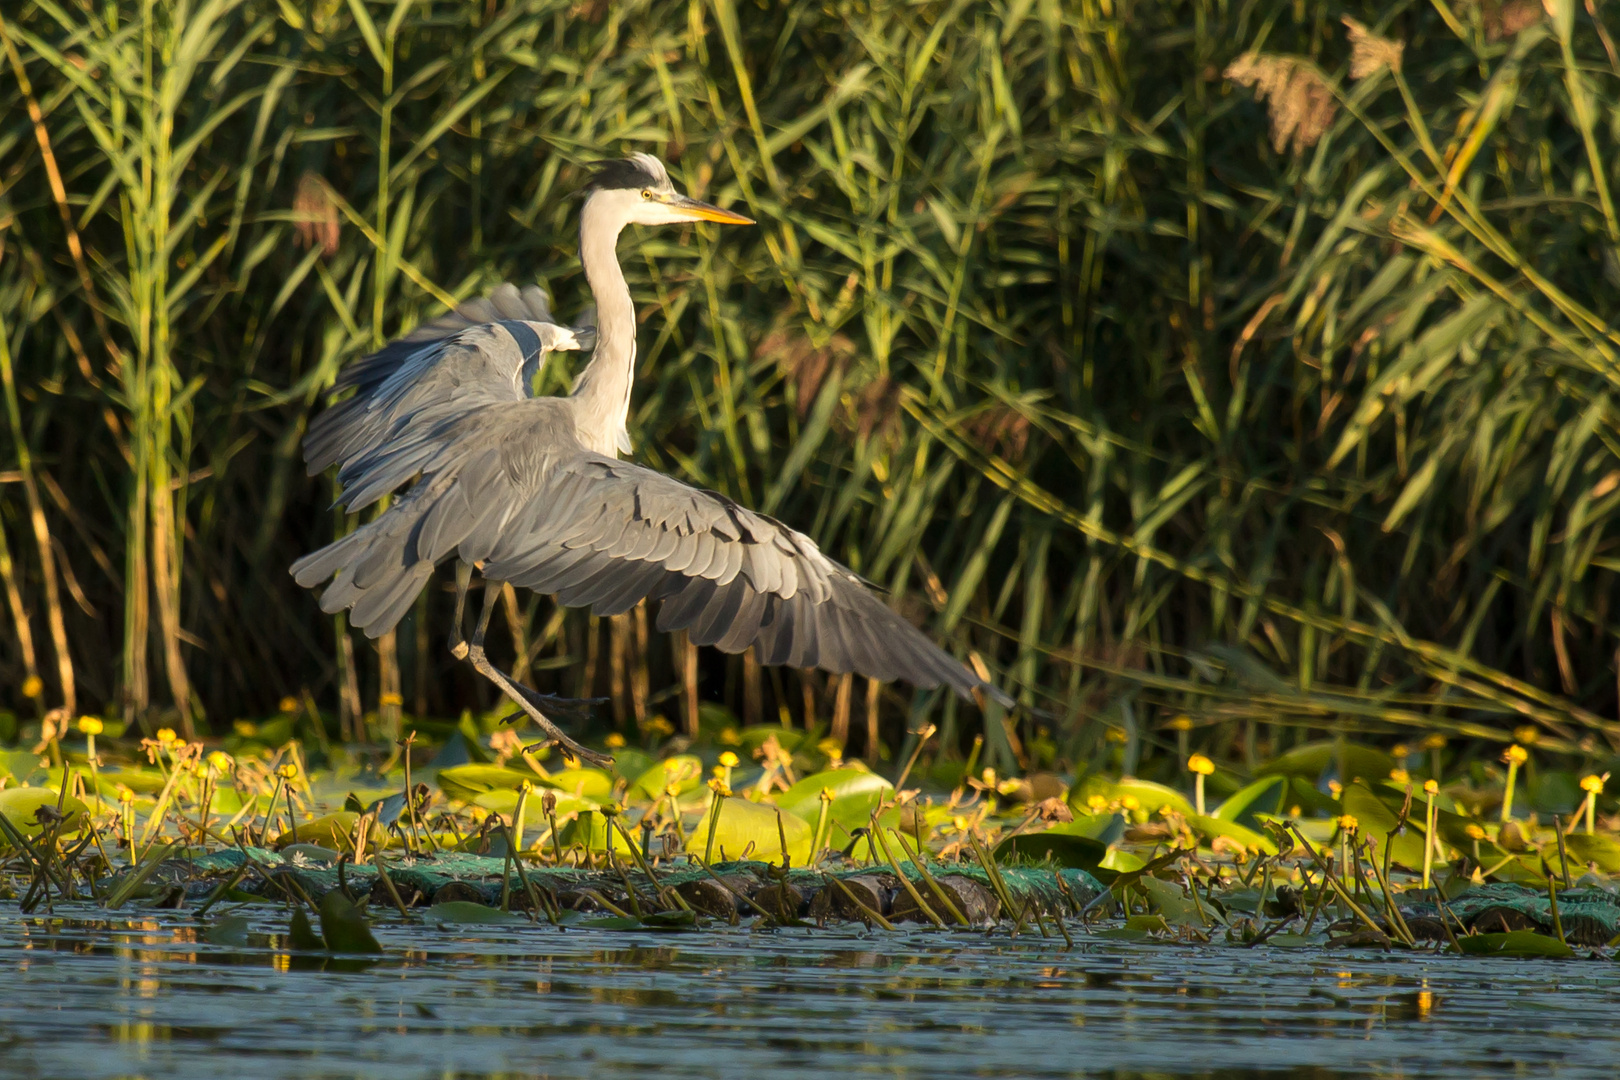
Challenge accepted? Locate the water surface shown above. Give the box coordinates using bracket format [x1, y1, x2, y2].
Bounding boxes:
[4, 906, 1616, 1078]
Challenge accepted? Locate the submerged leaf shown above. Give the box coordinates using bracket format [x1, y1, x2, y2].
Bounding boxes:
[288, 908, 326, 952]
[318, 890, 383, 954]
[204, 915, 254, 947]
[1454, 930, 1573, 958]
[423, 901, 527, 925]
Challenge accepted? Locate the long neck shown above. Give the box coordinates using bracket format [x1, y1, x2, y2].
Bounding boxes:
[571, 197, 636, 457]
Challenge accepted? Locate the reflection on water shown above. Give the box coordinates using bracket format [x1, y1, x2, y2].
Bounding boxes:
[4, 905, 1618, 1079]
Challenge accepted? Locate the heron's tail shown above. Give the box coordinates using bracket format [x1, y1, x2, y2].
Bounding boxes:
[292, 455, 518, 636]
[291, 503, 435, 638]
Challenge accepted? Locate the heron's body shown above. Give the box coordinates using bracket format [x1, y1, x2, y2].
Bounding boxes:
[293, 154, 1005, 763]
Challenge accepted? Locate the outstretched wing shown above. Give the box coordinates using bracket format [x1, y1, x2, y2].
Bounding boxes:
[303, 283, 591, 510]
[293, 402, 1008, 703]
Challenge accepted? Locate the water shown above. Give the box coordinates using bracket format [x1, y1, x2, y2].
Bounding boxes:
[4, 905, 1618, 1079]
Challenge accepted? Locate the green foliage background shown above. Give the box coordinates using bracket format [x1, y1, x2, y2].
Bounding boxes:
[1, 0, 1618, 770]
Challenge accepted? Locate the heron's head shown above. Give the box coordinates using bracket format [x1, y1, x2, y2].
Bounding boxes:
[583, 153, 754, 229]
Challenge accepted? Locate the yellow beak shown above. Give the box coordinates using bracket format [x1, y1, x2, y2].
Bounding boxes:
[669, 194, 755, 225]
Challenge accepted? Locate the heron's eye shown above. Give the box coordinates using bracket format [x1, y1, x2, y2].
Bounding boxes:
[640, 189, 653, 200]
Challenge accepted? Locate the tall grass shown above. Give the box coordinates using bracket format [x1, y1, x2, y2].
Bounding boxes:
[0, 0, 1616, 774]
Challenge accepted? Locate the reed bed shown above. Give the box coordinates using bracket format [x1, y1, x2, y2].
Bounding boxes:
[0, 0, 1615, 786]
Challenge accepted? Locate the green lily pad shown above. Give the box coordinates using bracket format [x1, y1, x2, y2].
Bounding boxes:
[1338, 782, 1429, 868]
[472, 788, 598, 820]
[538, 767, 614, 800]
[1135, 875, 1211, 928]
[776, 768, 893, 835]
[1187, 813, 1277, 855]
[1099, 847, 1146, 874]
[606, 748, 654, 783]
[686, 796, 812, 865]
[1255, 740, 1396, 785]
[0, 787, 87, 835]
[1211, 776, 1287, 824]
[1454, 930, 1573, 958]
[1562, 833, 1620, 873]
[995, 827, 1109, 875]
[0, 751, 46, 785]
[628, 755, 705, 802]
[1068, 775, 1193, 817]
[275, 812, 380, 852]
[94, 767, 168, 795]
[435, 764, 538, 801]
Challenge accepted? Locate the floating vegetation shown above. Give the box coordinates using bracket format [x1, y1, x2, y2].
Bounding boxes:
[2, 719, 1618, 965]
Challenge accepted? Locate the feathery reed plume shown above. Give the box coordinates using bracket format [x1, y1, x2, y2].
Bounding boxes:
[1224, 53, 1338, 152]
[294, 172, 340, 257]
[1343, 18, 1404, 78]
[966, 405, 1032, 463]
[1484, 0, 1545, 40]
[757, 325, 857, 417]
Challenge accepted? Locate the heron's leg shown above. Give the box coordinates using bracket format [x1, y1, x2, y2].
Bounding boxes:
[448, 562, 474, 659]
[462, 580, 611, 767]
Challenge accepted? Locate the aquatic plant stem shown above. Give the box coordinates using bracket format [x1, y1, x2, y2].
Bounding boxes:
[870, 816, 943, 927]
[1422, 787, 1436, 890]
[893, 829, 971, 926]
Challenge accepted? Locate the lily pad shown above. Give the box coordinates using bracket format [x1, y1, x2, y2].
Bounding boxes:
[472, 788, 598, 820]
[776, 768, 893, 835]
[628, 755, 705, 802]
[995, 827, 1109, 875]
[1136, 875, 1211, 928]
[288, 908, 326, 952]
[1068, 775, 1193, 817]
[0, 751, 46, 785]
[1211, 776, 1287, 824]
[1562, 833, 1620, 873]
[0, 787, 88, 835]
[538, 766, 615, 800]
[435, 764, 540, 801]
[1187, 813, 1277, 855]
[1255, 740, 1395, 786]
[275, 812, 379, 852]
[1338, 782, 1428, 868]
[686, 796, 812, 865]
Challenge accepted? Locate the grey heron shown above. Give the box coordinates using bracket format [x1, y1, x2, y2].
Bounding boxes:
[293, 153, 1008, 767]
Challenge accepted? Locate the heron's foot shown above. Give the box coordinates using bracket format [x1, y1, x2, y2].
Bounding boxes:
[519, 733, 613, 770]
[499, 682, 607, 728]
[464, 644, 611, 768]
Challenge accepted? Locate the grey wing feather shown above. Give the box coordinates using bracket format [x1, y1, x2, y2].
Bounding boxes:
[293, 399, 1008, 704]
[303, 283, 593, 506]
